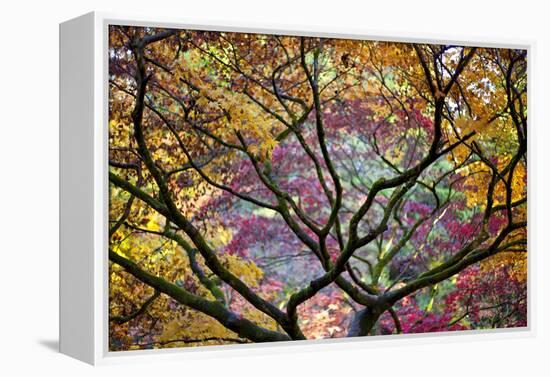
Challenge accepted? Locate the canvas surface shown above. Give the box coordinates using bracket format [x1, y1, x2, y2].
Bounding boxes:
[107, 25, 527, 351]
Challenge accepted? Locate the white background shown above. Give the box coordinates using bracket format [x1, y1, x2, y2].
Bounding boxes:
[0, 0, 548, 375]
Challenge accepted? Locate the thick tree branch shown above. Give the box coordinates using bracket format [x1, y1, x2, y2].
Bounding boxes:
[109, 250, 290, 343]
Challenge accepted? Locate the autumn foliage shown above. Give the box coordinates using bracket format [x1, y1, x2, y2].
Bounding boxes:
[108, 26, 527, 350]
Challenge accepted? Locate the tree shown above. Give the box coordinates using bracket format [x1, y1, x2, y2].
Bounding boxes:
[107, 26, 527, 350]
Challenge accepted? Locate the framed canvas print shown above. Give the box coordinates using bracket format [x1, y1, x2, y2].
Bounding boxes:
[60, 12, 531, 365]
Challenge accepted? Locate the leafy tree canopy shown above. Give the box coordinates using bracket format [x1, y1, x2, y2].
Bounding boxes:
[108, 26, 527, 350]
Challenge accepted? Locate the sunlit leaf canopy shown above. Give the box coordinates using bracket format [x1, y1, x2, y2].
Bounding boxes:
[108, 25, 527, 351]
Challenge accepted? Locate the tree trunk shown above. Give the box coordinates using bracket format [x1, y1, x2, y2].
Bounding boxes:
[347, 307, 382, 337]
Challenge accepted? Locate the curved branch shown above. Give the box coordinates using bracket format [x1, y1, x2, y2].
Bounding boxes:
[109, 250, 290, 343]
